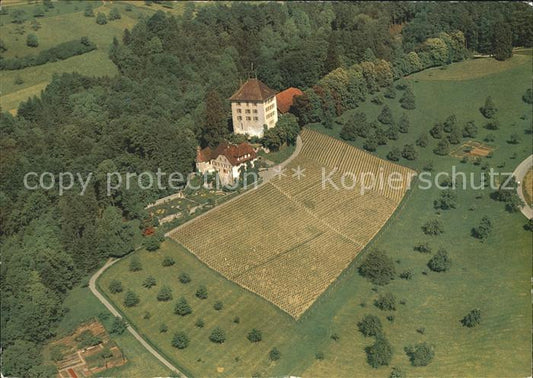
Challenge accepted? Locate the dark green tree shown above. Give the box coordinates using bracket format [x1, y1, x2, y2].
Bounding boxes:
[400, 87, 416, 109]
[96, 12, 107, 25]
[401, 144, 417, 160]
[175, 297, 192, 316]
[196, 285, 208, 299]
[124, 290, 140, 307]
[405, 342, 434, 366]
[492, 21, 513, 61]
[172, 332, 190, 349]
[378, 105, 394, 125]
[203, 90, 228, 148]
[422, 219, 443, 235]
[358, 249, 396, 285]
[366, 336, 393, 368]
[357, 314, 383, 337]
[428, 249, 451, 272]
[157, 285, 173, 301]
[461, 308, 481, 327]
[374, 293, 397, 311]
[247, 328, 263, 343]
[480, 96, 497, 119]
[209, 327, 226, 343]
[26, 33, 39, 47]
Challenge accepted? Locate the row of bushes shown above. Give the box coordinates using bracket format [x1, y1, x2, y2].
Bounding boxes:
[0, 37, 96, 70]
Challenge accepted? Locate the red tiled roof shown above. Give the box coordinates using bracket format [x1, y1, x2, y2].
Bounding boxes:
[276, 87, 303, 114]
[229, 78, 277, 102]
[197, 142, 256, 166]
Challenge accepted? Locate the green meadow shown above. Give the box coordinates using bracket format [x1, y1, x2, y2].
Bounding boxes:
[99, 55, 532, 377]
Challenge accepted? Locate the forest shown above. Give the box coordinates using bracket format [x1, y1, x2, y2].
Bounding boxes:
[0, 2, 531, 376]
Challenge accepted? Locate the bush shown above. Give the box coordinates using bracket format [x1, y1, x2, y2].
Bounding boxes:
[400, 87, 416, 109]
[179, 272, 191, 284]
[430, 122, 443, 139]
[363, 135, 378, 152]
[480, 96, 497, 119]
[84, 5, 94, 17]
[209, 327, 226, 343]
[157, 285, 173, 301]
[213, 301, 223, 311]
[143, 233, 163, 251]
[269, 347, 281, 361]
[522, 88, 533, 104]
[159, 323, 168, 333]
[109, 279, 123, 294]
[384, 85, 396, 99]
[358, 249, 396, 285]
[387, 147, 401, 161]
[366, 336, 393, 368]
[378, 105, 394, 125]
[26, 34, 39, 48]
[172, 332, 190, 349]
[508, 133, 520, 144]
[398, 113, 409, 133]
[399, 270, 413, 280]
[162, 256, 175, 266]
[414, 242, 431, 253]
[433, 191, 457, 210]
[247, 328, 262, 343]
[129, 257, 142, 272]
[233, 316, 240, 324]
[195, 318, 205, 328]
[401, 144, 417, 160]
[374, 293, 397, 311]
[195, 285, 208, 299]
[142, 275, 156, 288]
[340, 119, 357, 141]
[443, 114, 457, 132]
[404, 342, 434, 366]
[389, 367, 406, 378]
[472, 216, 492, 241]
[461, 308, 481, 327]
[433, 139, 450, 156]
[124, 291, 140, 307]
[416, 133, 428, 147]
[96, 12, 107, 25]
[422, 219, 443, 235]
[484, 119, 500, 130]
[143, 311, 151, 319]
[110, 317, 127, 335]
[462, 121, 478, 138]
[427, 249, 451, 272]
[174, 297, 192, 316]
[315, 351, 325, 360]
[109, 8, 121, 20]
[357, 314, 383, 337]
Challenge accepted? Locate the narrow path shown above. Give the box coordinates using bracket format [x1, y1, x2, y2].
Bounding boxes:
[165, 135, 303, 238]
[89, 259, 187, 377]
[512, 154, 533, 219]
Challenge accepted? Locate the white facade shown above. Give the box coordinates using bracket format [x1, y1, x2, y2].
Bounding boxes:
[231, 96, 278, 137]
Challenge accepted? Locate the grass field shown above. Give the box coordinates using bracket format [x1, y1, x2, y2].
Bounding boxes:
[169, 129, 414, 318]
[0, 1, 150, 112]
[99, 53, 532, 377]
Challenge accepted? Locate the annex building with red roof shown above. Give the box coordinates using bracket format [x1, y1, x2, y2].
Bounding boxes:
[276, 87, 303, 114]
[196, 142, 257, 185]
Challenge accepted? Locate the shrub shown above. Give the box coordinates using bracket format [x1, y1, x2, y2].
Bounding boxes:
[124, 290, 140, 307]
[433, 191, 457, 210]
[416, 133, 428, 147]
[233, 316, 240, 324]
[109, 279, 123, 294]
[480, 96, 497, 119]
[363, 135, 378, 152]
[331, 333, 340, 341]
[427, 249, 451, 272]
[523, 88, 533, 104]
[508, 133, 520, 144]
[387, 147, 401, 161]
[143, 311, 151, 319]
[247, 328, 262, 343]
[358, 249, 396, 285]
[209, 327, 226, 343]
[159, 324, 168, 333]
[463, 121, 478, 138]
[84, 5, 94, 17]
[213, 301, 223, 311]
[76, 330, 102, 349]
[179, 272, 191, 284]
[430, 122, 443, 139]
[162, 256, 175, 266]
[374, 293, 397, 311]
[195, 285, 208, 299]
[389, 367, 406, 378]
[143, 234, 162, 251]
[472, 216, 492, 241]
[357, 314, 383, 337]
[195, 318, 205, 328]
[461, 308, 481, 328]
[386, 125, 399, 140]
[404, 342, 434, 366]
[110, 317, 127, 335]
[129, 257, 142, 272]
[384, 85, 396, 99]
[401, 144, 417, 160]
[315, 351, 325, 360]
[447, 127, 462, 144]
[422, 219, 443, 236]
[366, 336, 393, 368]
[378, 105, 394, 125]
[174, 297, 192, 316]
[399, 87, 416, 109]
[109, 8, 121, 20]
[96, 12, 107, 25]
[142, 275, 156, 288]
[433, 139, 450, 156]
[398, 113, 409, 133]
[340, 119, 357, 141]
[269, 347, 281, 361]
[414, 242, 431, 253]
[399, 270, 413, 280]
[157, 286, 173, 301]
[172, 332, 190, 349]
[26, 34, 38, 48]
[372, 94, 385, 105]
[484, 119, 500, 130]
[443, 114, 457, 132]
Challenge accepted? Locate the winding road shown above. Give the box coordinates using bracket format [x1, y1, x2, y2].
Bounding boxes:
[89, 258, 187, 377]
[512, 154, 533, 220]
[89, 137, 303, 377]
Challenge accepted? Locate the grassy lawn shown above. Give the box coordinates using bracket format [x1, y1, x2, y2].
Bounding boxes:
[47, 284, 172, 377]
[99, 55, 532, 377]
[257, 143, 296, 165]
[0, 1, 150, 112]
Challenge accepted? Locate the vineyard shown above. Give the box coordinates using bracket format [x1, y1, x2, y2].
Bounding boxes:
[169, 129, 415, 318]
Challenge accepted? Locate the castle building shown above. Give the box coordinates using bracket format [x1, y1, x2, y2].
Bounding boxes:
[229, 79, 278, 138]
[196, 142, 257, 185]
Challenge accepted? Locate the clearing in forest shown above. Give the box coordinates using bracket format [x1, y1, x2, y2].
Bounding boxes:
[168, 129, 415, 318]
